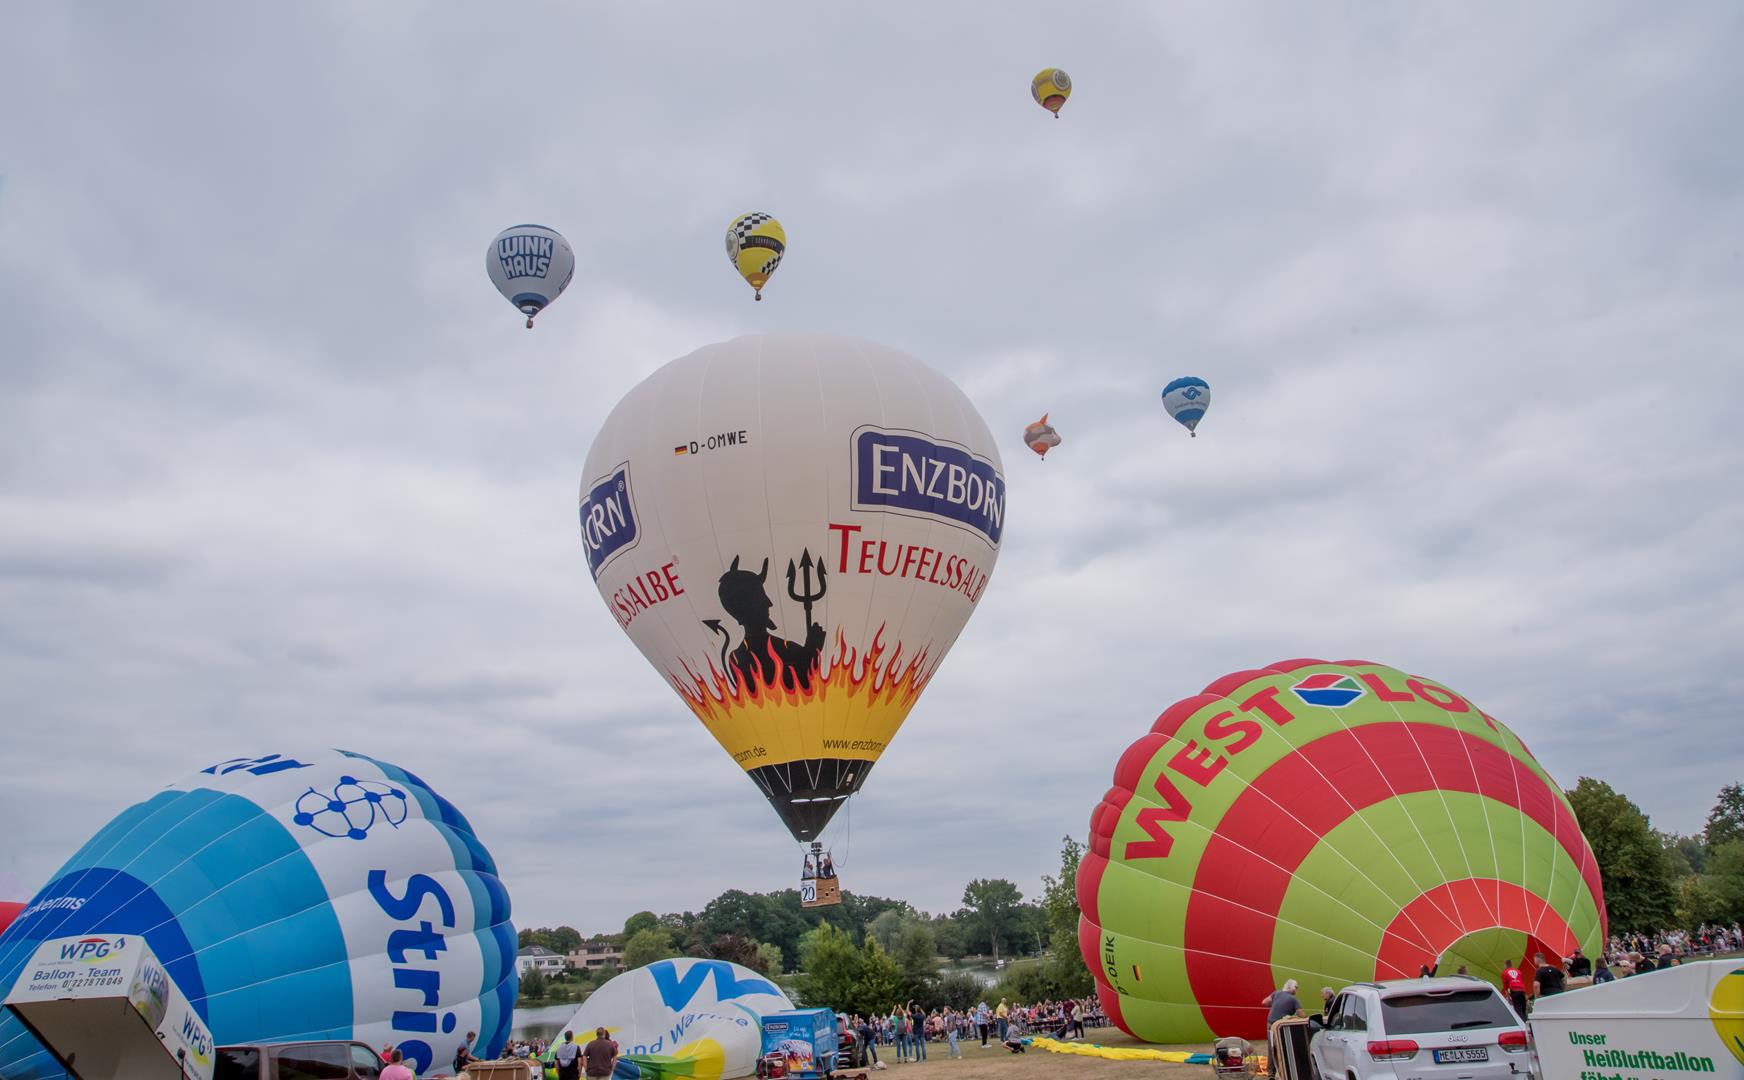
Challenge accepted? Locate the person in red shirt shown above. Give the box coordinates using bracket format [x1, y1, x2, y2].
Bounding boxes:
[1503, 960, 1528, 1018]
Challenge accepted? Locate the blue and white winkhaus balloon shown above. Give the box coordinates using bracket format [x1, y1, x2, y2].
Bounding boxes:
[1161, 376, 1212, 437]
[0, 751, 516, 1080]
[487, 224, 576, 328]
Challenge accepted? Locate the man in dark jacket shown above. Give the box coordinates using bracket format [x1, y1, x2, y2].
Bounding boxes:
[1567, 949, 1592, 979]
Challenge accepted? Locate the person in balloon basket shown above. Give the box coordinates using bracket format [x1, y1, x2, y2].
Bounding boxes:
[583, 1027, 619, 1080]
[453, 1031, 477, 1075]
[1502, 960, 1529, 1018]
[553, 1029, 583, 1080]
[1261, 979, 1302, 1027]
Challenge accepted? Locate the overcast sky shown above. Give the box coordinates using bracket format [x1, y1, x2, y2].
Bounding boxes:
[2, 3, 1740, 936]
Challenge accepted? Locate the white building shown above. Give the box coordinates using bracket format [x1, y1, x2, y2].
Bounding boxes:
[516, 945, 566, 978]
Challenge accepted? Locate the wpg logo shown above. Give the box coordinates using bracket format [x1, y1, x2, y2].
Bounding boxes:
[60, 936, 127, 963]
[649, 959, 779, 1011]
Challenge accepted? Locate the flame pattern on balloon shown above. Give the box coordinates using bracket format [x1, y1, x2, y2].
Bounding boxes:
[1077, 659, 1606, 1044]
[579, 334, 1004, 842]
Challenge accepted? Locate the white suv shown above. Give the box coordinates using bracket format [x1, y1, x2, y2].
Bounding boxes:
[1310, 977, 1533, 1080]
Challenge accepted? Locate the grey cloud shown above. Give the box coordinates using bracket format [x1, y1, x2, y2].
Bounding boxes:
[1, 1, 1740, 932]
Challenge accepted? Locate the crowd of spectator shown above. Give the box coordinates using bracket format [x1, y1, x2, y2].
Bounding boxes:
[837, 995, 1109, 1063]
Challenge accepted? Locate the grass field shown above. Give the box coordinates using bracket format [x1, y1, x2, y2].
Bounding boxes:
[849, 1029, 1214, 1080]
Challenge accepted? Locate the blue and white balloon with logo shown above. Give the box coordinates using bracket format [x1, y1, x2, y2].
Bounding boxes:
[1161, 376, 1212, 437]
[487, 224, 576, 328]
[0, 751, 517, 1080]
[554, 958, 794, 1080]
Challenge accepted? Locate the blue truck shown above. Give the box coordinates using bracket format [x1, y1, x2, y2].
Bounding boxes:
[757, 1008, 845, 1080]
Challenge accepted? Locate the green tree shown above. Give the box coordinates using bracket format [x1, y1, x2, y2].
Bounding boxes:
[754, 941, 785, 976]
[622, 927, 678, 970]
[868, 909, 906, 953]
[1706, 784, 1744, 852]
[1566, 777, 1676, 932]
[1669, 834, 1706, 877]
[549, 926, 582, 956]
[703, 932, 762, 969]
[934, 971, 986, 1011]
[892, 921, 939, 1000]
[794, 923, 864, 1014]
[1036, 835, 1094, 996]
[1698, 841, 1744, 924]
[1040, 836, 1084, 944]
[962, 878, 1024, 966]
[858, 936, 904, 1015]
[931, 914, 969, 960]
[624, 911, 660, 938]
[521, 966, 550, 1001]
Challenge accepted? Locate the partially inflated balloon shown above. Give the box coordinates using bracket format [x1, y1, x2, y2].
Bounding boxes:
[1031, 68, 1072, 117]
[1078, 659, 1605, 1043]
[0, 902, 20, 938]
[725, 213, 785, 300]
[1023, 414, 1061, 459]
[579, 334, 1005, 841]
[0, 751, 516, 1079]
[549, 959, 794, 1080]
[488, 224, 576, 328]
[1161, 377, 1210, 437]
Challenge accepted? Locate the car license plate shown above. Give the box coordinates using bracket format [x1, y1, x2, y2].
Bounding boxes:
[1433, 1047, 1490, 1063]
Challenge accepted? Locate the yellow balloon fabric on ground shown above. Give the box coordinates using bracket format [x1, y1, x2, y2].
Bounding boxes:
[726, 212, 785, 299]
[1713, 966, 1744, 1067]
[1031, 67, 1072, 116]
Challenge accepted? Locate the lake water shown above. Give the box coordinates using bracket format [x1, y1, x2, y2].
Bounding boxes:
[512, 1003, 581, 1042]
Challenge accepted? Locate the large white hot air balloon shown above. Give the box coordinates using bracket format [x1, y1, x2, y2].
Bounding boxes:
[578, 334, 1006, 847]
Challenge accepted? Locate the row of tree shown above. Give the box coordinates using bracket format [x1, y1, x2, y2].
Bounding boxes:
[1567, 779, 1744, 933]
[518, 778, 1742, 1010]
[517, 838, 1096, 1008]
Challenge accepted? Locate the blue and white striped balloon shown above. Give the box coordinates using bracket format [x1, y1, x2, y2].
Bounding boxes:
[1161, 376, 1212, 437]
[0, 751, 516, 1079]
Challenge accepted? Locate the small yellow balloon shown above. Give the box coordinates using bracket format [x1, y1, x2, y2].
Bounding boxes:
[1031, 67, 1072, 117]
[725, 212, 786, 300]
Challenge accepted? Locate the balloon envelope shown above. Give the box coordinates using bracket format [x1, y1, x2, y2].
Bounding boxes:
[725, 213, 785, 299]
[487, 224, 575, 325]
[1031, 68, 1072, 116]
[0, 751, 516, 1079]
[579, 333, 1005, 841]
[1161, 376, 1210, 435]
[1078, 659, 1606, 1043]
[554, 959, 793, 1080]
[1023, 414, 1061, 458]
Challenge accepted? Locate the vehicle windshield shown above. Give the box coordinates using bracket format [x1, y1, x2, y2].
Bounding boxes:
[215, 1048, 260, 1080]
[1379, 990, 1517, 1035]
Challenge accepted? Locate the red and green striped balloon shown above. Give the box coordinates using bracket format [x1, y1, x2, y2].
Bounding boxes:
[1077, 659, 1606, 1043]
